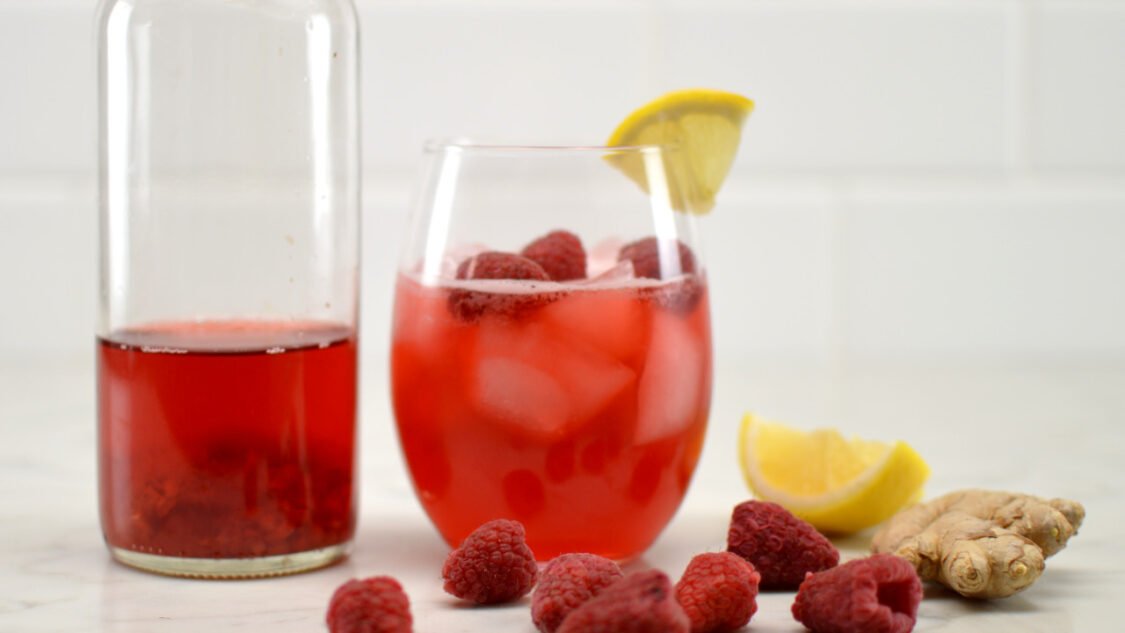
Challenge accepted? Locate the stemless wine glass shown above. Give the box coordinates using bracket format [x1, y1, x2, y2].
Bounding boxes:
[391, 141, 712, 561]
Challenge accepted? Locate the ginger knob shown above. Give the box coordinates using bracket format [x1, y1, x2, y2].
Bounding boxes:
[872, 489, 1083, 599]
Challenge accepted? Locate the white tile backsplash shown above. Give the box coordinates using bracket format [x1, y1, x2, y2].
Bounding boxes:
[705, 181, 838, 364]
[1, 0, 1124, 363]
[0, 194, 97, 356]
[360, 1, 659, 171]
[663, 0, 1010, 173]
[841, 183, 1125, 360]
[1032, 0, 1125, 170]
[0, 3, 96, 176]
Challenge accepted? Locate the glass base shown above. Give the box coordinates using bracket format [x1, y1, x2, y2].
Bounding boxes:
[108, 542, 351, 579]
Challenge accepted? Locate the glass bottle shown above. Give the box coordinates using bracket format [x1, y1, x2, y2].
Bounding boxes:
[96, 0, 360, 578]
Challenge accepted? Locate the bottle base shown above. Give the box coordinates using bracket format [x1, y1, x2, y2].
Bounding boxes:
[108, 542, 351, 579]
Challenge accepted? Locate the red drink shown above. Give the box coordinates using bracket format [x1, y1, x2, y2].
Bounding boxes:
[391, 274, 711, 560]
[97, 321, 357, 565]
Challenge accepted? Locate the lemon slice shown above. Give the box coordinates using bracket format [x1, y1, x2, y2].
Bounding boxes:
[606, 88, 753, 214]
[738, 413, 930, 534]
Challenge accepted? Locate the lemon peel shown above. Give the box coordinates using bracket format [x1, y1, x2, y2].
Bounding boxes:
[606, 88, 753, 214]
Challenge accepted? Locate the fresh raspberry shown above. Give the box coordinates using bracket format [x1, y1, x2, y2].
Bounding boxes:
[618, 237, 697, 280]
[442, 519, 539, 604]
[457, 251, 551, 281]
[791, 554, 923, 633]
[532, 553, 624, 633]
[557, 569, 690, 633]
[448, 252, 556, 322]
[326, 576, 412, 633]
[726, 500, 839, 590]
[558, 568, 688, 633]
[674, 552, 761, 633]
[521, 230, 587, 281]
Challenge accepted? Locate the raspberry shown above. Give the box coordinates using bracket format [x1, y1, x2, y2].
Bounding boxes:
[791, 554, 923, 633]
[442, 519, 539, 604]
[557, 569, 690, 633]
[726, 500, 839, 590]
[674, 552, 761, 633]
[521, 230, 587, 281]
[532, 553, 624, 633]
[618, 237, 697, 280]
[326, 576, 412, 633]
[457, 251, 551, 282]
[448, 252, 557, 321]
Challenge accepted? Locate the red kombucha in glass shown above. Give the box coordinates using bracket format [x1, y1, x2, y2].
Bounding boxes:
[391, 274, 711, 561]
[98, 321, 357, 561]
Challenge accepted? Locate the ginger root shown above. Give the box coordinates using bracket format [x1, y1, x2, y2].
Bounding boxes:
[871, 489, 1084, 599]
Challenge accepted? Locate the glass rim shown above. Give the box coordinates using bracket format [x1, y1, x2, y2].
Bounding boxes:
[423, 138, 672, 154]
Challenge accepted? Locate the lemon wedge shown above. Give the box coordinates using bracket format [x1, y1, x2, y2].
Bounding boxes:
[738, 413, 930, 534]
[606, 88, 753, 214]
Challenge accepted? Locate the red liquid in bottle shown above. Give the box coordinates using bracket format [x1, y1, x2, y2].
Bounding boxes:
[97, 320, 357, 560]
[391, 275, 711, 560]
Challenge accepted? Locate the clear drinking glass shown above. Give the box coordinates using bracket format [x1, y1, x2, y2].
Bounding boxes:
[391, 142, 713, 561]
[96, 0, 360, 578]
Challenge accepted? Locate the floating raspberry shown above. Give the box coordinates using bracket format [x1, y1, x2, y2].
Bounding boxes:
[532, 553, 624, 633]
[791, 554, 922, 633]
[727, 500, 839, 590]
[457, 251, 551, 282]
[557, 569, 690, 633]
[448, 252, 557, 322]
[618, 237, 697, 280]
[522, 230, 587, 281]
[326, 576, 412, 633]
[674, 552, 761, 633]
[442, 519, 539, 604]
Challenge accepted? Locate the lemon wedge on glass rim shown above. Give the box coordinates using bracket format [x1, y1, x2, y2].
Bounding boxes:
[606, 88, 753, 214]
[738, 413, 931, 534]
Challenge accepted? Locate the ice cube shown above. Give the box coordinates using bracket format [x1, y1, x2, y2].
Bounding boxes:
[586, 237, 626, 277]
[473, 357, 572, 437]
[440, 242, 490, 279]
[635, 312, 709, 443]
[472, 321, 636, 440]
[579, 259, 635, 285]
[538, 285, 647, 363]
[391, 276, 454, 358]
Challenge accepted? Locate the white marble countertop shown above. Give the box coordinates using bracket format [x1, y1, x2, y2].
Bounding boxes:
[3, 355, 1123, 632]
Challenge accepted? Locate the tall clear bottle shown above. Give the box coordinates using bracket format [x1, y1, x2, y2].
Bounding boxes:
[96, 0, 360, 578]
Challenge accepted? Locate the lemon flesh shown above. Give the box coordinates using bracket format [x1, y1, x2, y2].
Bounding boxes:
[738, 413, 930, 534]
[606, 88, 753, 214]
